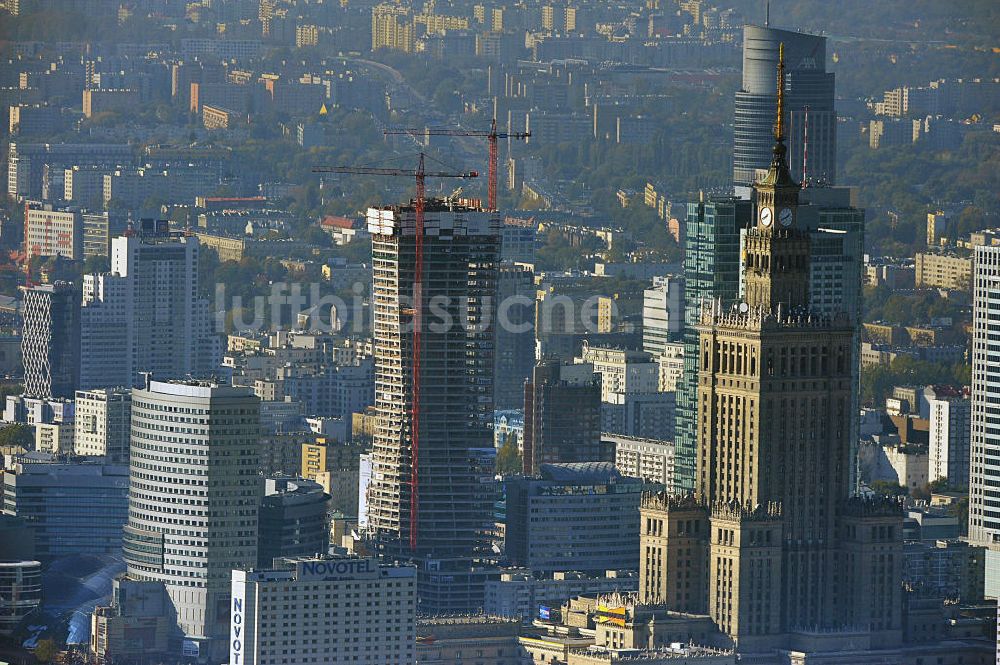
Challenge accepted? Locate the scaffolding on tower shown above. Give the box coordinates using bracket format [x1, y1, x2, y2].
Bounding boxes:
[313, 155, 478, 551]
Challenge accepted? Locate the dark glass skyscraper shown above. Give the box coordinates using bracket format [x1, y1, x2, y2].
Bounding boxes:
[734, 25, 836, 190]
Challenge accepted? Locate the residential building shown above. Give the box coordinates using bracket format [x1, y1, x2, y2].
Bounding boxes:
[607, 434, 675, 489]
[915, 252, 973, 290]
[926, 385, 971, 487]
[969, 245, 1000, 596]
[21, 282, 80, 399]
[7, 142, 132, 201]
[657, 342, 684, 392]
[25, 201, 82, 260]
[642, 276, 684, 358]
[504, 462, 658, 574]
[733, 26, 835, 189]
[522, 360, 603, 475]
[257, 477, 329, 568]
[2, 456, 128, 558]
[74, 388, 131, 461]
[34, 421, 73, 455]
[300, 437, 365, 517]
[602, 391, 676, 440]
[81, 211, 127, 259]
[576, 344, 659, 403]
[80, 233, 219, 390]
[122, 379, 261, 661]
[364, 199, 500, 611]
[230, 555, 417, 665]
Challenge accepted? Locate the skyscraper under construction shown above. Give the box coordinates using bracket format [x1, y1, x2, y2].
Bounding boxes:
[365, 197, 500, 611]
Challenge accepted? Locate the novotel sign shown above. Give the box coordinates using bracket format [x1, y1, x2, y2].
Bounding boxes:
[296, 558, 377, 581]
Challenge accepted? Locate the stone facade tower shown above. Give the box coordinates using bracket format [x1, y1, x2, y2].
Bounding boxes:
[642, 45, 904, 655]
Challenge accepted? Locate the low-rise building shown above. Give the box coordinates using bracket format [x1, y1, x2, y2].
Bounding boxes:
[607, 434, 674, 488]
[485, 569, 638, 619]
[915, 252, 973, 290]
[504, 462, 660, 574]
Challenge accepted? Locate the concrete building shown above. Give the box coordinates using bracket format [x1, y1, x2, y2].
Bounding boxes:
[657, 342, 684, 392]
[648, 75, 904, 653]
[969, 245, 1000, 596]
[257, 477, 329, 568]
[90, 577, 173, 664]
[25, 201, 82, 260]
[2, 456, 128, 558]
[365, 199, 500, 611]
[915, 252, 973, 290]
[7, 142, 132, 201]
[230, 555, 416, 665]
[523, 360, 603, 475]
[903, 539, 985, 604]
[504, 462, 657, 574]
[608, 434, 675, 489]
[576, 344, 659, 403]
[74, 387, 131, 461]
[926, 385, 971, 487]
[484, 569, 638, 619]
[733, 26, 835, 189]
[122, 379, 261, 662]
[300, 437, 365, 518]
[34, 421, 73, 455]
[602, 391, 676, 441]
[21, 282, 80, 399]
[81, 211, 127, 260]
[642, 276, 684, 358]
[80, 233, 219, 390]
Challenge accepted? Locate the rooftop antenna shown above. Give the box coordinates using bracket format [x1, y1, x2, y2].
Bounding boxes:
[802, 104, 809, 188]
[765, 0, 770, 27]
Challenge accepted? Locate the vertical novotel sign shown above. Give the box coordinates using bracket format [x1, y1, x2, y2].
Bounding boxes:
[230, 576, 247, 665]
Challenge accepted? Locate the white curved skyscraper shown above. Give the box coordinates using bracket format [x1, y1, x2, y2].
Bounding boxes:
[122, 379, 260, 661]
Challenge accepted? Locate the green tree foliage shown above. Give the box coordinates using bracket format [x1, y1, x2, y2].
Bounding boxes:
[0, 423, 34, 449]
[861, 357, 969, 406]
[495, 436, 522, 476]
[870, 480, 908, 498]
[33, 638, 57, 663]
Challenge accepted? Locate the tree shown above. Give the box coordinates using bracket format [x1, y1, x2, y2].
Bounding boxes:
[0, 423, 33, 449]
[495, 436, 522, 476]
[33, 639, 57, 663]
[870, 480, 908, 498]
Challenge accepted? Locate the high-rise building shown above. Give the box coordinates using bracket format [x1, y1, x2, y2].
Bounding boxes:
[24, 201, 83, 260]
[257, 477, 329, 568]
[74, 387, 131, 461]
[642, 276, 684, 358]
[522, 359, 602, 475]
[926, 385, 971, 487]
[969, 244, 1000, 596]
[674, 197, 750, 493]
[733, 26, 835, 190]
[21, 282, 80, 400]
[494, 264, 536, 410]
[122, 379, 261, 661]
[644, 49, 903, 654]
[230, 555, 417, 665]
[364, 199, 500, 610]
[80, 233, 219, 390]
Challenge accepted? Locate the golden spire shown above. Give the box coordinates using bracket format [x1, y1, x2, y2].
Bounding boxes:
[775, 42, 785, 142]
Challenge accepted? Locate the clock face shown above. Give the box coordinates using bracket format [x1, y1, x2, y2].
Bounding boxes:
[778, 207, 793, 227]
[759, 207, 773, 227]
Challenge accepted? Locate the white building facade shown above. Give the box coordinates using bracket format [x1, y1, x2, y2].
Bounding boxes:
[74, 387, 131, 461]
[969, 245, 1000, 597]
[229, 556, 416, 665]
[122, 379, 261, 661]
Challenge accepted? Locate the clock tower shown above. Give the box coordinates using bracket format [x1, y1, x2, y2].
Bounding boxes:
[745, 43, 810, 312]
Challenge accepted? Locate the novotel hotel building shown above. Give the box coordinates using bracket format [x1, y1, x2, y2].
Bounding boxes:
[229, 555, 417, 665]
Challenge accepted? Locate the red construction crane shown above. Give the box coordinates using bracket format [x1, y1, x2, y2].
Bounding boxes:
[313, 154, 478, 552]
[384, 118, 529, 211]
